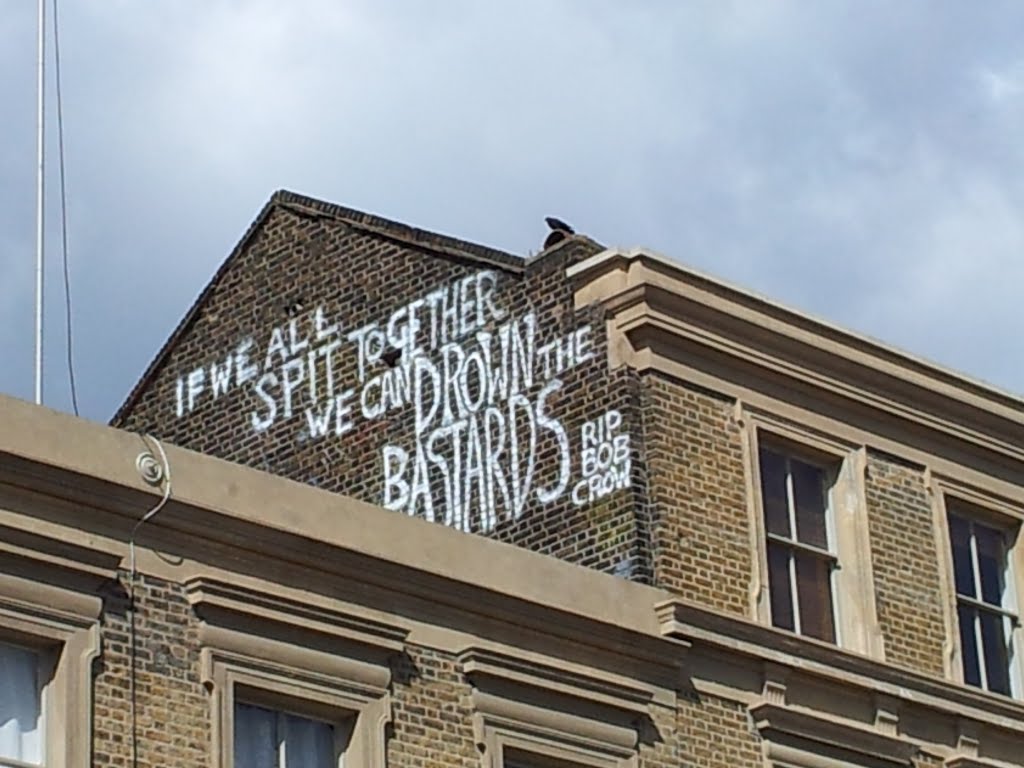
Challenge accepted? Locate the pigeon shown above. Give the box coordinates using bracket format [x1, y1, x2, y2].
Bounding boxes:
[543, 217, 576, 249]
[545, 217, 575, 235]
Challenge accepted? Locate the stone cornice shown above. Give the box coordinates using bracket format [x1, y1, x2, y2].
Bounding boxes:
[656, 598, 1024, 737]
[458, 646, 657, 716]
[0, 519, 121, 632]
[185, 576, 409, 655]
[750, 701, 918, 765]
[189, 578, 409, 699]
[569, 248, 1024, 475]
[0, 522, 121, 587]
[198, 626, 393, 698]
[0, 393, 685, 689]
[461, 646, 646, 764]
[945, 757, 1020, 768]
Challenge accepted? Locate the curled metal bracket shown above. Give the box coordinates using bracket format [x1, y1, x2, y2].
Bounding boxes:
[135, 451, 164, 486]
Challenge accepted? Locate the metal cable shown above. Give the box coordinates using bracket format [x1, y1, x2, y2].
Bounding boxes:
[129, 435, 173, 768]
[52, 0, 79, 416]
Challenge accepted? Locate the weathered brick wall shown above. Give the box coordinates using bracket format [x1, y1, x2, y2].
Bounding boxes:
[640, 375, 950, 680]
[389, 646, 478, 768]
[864, 452, 946, 676]
[112, 191, 953, 687]
[90, 574, 687, 768]
[94, 573, 208, 767]
[116, 193, 648, 580]
[638, 705, 681, 768]
[676, 693, 763, 768]
[642, 375, 751, 616]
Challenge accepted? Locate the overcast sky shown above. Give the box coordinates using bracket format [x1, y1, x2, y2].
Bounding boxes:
[2, 1, 1022, 423]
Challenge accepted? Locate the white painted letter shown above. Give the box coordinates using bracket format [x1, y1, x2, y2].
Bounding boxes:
[382, 446, 410, 511]
[535, 379, 570, 504]
[251, 372, 278, 431]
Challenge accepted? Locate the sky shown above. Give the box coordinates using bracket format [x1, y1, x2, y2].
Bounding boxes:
[2, 1, 1022, 423]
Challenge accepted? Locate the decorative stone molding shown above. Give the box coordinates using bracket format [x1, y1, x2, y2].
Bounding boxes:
[656, 598, 1024, 728]
[750, 661, 917, 767]
[761, 662, 791, 705]
[568, 246, 1024, 483]
[657, 598, 1024, 766]
[0, 527, 119, 768]
[187, 576, 409, 768]
[945, 757, 1020, 768]
[459, 645, 653, 768]
[750, 701, 918, 766]
[185, 576, 408, 662]
[873, 693, 901, 737]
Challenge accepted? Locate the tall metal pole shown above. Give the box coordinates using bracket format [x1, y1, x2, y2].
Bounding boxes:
[35, 0, 46, 405]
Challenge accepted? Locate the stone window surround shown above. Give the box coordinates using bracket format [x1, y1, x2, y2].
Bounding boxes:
[187, 576, 408, 768]
[739, 405, 883, 659]
[930, 474, 1024, 700]
[459, 646, 655, 768]
[0, 566, 105, 768]
[747, 662, 918, 768]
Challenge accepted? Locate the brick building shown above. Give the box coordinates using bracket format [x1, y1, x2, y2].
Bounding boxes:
[2, 190, 1024, 767]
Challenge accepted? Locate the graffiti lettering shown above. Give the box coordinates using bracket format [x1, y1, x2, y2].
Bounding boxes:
[170, 269, 627, 532]
[572, 409, 631, 506]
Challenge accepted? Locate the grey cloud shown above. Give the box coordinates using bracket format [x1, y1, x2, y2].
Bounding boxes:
[1, 0, 1021, 421]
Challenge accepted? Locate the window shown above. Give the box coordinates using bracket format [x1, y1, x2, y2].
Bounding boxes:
[745, 415, 881, 657]
[205, 659, 372, 768]
[758, 444, 838, 643]
[234, 701, 347, 768]
[947, 510, 1020, 696]
[0, 642, 46, 767]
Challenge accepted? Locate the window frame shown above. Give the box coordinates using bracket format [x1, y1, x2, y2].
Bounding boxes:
[209, 653, 365, 768]
[742, 410, 882, 657]
[758, 444, 840, 642]
[935, 480, 1024, 699]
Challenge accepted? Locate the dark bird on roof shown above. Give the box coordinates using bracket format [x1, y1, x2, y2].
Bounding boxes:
[545, 216, 575, 234]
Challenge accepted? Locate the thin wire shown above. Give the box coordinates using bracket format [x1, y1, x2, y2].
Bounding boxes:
[51, 0, 79, 416]
[128, 434, 172, 768]
[34, 0, 45, 405]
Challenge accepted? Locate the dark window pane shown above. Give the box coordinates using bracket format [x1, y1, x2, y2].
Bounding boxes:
[980, 610, 1012, 696]
[759, 448, 790, 537]
[958, 604, 982, 688]
[791, 458, 828, 549]
[795, 552, 836, 643]
[948, 515, 976, 598]
[767, 542, 794, 631]
[974, 523, 1006, 607]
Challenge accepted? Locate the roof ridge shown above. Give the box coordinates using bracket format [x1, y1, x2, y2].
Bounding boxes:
[272, 190, 526, 270]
